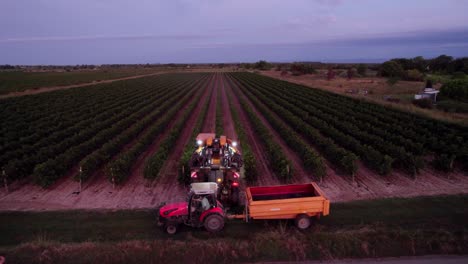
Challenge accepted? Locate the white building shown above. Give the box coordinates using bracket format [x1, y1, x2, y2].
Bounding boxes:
[415, 88, 440, 102]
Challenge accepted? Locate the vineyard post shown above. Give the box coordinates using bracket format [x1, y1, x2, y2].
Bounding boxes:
[78, 166, 82, 193]
[2, 170, 8, 193]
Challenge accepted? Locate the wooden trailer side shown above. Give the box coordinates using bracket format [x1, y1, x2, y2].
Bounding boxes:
[245, 183, 330, 220]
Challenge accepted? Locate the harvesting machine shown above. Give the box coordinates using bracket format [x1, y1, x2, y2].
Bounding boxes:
[189, 133, 243, 205]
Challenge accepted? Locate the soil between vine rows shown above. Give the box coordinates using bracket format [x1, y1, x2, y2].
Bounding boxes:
[0, 73, 467, 211]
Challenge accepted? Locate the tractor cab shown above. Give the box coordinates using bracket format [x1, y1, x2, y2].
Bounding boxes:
[158, 182, 225, 234]
[187, 182, 221, 225]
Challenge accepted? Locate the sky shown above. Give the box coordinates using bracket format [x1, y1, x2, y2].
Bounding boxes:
[1, 0, 468, 65]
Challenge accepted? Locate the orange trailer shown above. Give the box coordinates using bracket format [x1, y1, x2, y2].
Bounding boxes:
[233, 182, 330, 229]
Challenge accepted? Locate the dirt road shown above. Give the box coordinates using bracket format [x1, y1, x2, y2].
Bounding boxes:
[308, 255, 468, 264]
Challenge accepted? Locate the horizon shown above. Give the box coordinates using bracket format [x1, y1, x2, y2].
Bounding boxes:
[1, 56, 460, 67]
[1, 0, 468, 65]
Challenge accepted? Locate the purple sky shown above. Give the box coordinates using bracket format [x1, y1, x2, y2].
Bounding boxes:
[1, 0, 468, 65]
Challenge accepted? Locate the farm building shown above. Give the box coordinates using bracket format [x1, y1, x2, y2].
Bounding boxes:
[414, 87, 440, 102]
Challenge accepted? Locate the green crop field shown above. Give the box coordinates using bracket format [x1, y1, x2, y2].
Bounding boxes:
[0, 68, 162, 95]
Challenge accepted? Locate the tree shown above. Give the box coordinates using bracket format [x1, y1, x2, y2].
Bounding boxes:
[429, 55, 453, 73]
[406, 69, 424, 81]
[347, 68, 357, 80]
[290, 63, 316, 75]
[254, 60, 272, 71]
[449, 58, 468, 74]
[381, 61, 405, 78]
[357, 64, 367, 76]
[412, 56, 427, 72]
[426, 79, 433, 88]
[240, 63, 252, 69]
[391, 58, 414, 70]
[327, 68, 335, 80]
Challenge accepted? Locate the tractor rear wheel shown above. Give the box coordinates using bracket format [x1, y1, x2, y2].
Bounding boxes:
[165, 223, 178, 235]
[204, 214, 224, 232]
[295, 214, 311, 230]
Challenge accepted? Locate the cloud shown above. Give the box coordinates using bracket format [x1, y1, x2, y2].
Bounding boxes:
[312, 0, 344, 6]
[0, 34, 212, 43]
[185, 27, 468, 51]
[333, 28, 468, 46]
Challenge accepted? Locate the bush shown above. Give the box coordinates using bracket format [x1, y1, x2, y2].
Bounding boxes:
[452, 71, 466, 79]
[437, 100, 468, 113]
[405, 69, 424, 81]
[290, 64, 316, 75]
[440, 79, 468, 102]
[381, 61, 404, 78]
[412, 98, 434, 109]
[357, 64, 367, 76]
[433, 154, 455, 172]
[254, 60, 272, 71]
[387, 77, 400, 86]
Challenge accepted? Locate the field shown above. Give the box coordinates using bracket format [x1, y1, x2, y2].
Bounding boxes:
[1, 195, 467, 263]
[261, 70, 468, 124]
[0, 72, 468, 210]
[0, 68, 165, 95]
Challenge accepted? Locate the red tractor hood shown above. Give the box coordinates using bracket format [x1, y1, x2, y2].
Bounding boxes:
[159, 202, 188, 218]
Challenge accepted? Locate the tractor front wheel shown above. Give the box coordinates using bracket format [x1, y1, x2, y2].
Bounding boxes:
[165, 223, 178, 235]
[204, 214, 224, 232]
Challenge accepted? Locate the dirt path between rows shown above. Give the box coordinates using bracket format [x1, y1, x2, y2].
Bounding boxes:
[201, 73, 218, 133]
[224, 74, 279, 187]
[220, 76, 237, 140]
[0, 71, 169, 99]
[147, 74, 215, 206]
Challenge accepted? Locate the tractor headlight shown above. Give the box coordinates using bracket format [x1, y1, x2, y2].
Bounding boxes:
[232, 141, 237, 147]
[217, 178, 222, 183]
[197, 140, 203, 146]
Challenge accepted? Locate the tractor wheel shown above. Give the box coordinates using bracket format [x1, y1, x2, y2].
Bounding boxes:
[204, 214, 224, 232]
[165, 223, 178, 235]
[295, 214, 311, 230]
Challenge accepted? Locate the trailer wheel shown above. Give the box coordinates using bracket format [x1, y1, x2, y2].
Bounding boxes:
[204, 214, 224, 232]
[165, 223, 178, 235]
[295, 214, 311, 230]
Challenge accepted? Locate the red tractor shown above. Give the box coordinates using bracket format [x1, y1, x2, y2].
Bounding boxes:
[189, 133, 243, 205]
[158, 182, 225, 234]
